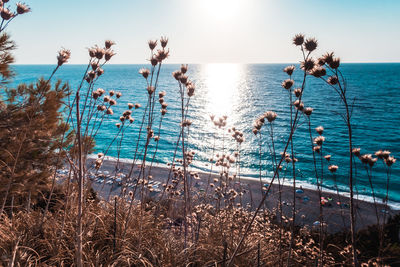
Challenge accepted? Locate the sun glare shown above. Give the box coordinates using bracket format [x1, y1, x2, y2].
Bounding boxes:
[197, 0, 243, 21]
[203, 63, 242, 117]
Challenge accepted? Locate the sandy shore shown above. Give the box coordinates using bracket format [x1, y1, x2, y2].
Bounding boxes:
[84, 158, 398, 234]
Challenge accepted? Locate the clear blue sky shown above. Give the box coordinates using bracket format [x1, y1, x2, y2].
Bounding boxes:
[8, 0, 400, 64]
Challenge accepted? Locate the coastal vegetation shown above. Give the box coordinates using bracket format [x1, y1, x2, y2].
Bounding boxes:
[0, 2, 399, 266]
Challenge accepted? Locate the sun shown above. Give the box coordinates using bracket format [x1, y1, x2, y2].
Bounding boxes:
[196, 0, 243, 21]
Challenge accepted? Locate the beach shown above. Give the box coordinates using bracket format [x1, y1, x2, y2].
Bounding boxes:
[82, 158, 398, 234]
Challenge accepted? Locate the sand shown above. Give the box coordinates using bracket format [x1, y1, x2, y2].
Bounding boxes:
[84, 158, 398, 234]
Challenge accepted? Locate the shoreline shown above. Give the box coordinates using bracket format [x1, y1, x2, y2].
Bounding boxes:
[83, 157, 399, 234]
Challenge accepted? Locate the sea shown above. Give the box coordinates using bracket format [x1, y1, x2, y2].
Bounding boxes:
[9, 63, 400, 209]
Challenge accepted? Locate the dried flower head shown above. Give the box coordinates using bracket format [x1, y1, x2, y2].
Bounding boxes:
[128, 103, 134, 109]
[301, 58, 315, 71]
[264, 111, 277, 122]
[324, 155, 331, 161]
[187, 83, 195, 97]
[150, 57, 158, 66]
[293, 88, 302, 97]
[314, 136, 325, 145]
[309, 67, 326, 77]
[328, 165, 338, 173]
[88, 48, 96, 58]
[105, 40, 115, 49]
[159, 91, 166, 98]
[304, 107, 313, 116]
[315, 126, 324, 135]
[109, 99, 117, 106]
[327, 76, 338, 85]
[16, 2, 31, 14]
[97, 153, 104, 158]
[181, 64, 188, 74]
[129, 116, 134, 123]
[313, 146, 321, 153]
[385, 156, 396, 167]
[147, 86, 155, 95]
[116, 92, 122, 98]
[293, 34, 305, 46]
[161, 109, 167, 115]
[94, 46, 105, 60]
[322, 52, 334, 65]
[139, 68, 150, 79]
[148, 40, 157, 50]
[156, 49, 169, 62]
[134, 103, 141, 109]
[179, 75, 188, 84]
[160, 36, 168, 48]
[352, 148, 361, 157]
[329, 58, 340, 69]
[282, 79, 294, 90]
[57, 49, 71, 66]
[105, 50, 115, 61]
[304, 38, 318, 52]
[1, 8, 13, 20]
[106, 108, 113, 115]
[97, 68, 104, 76]
[283, 65, 295, 76]
[172, 70, 182, 80]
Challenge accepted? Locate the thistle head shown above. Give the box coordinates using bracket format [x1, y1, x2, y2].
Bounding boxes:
[105, 40, 115, 49]
[1, 8, 13, 20]
[281, 79, 294, 90]
[16, 2, 31, 14]
[160, 36, 168, 48]
[283, 65, 295, 76]
[148, 39, 157, 50]
[293, 34, 305, 46]
[57, 48, 71, 66]
[181, 64, 188, 74]
[329, 58, 340, 69]
[139, 68, 150, 79]
[172, 70, 182, 80]
[304, 107, 313, 116]
[304, 38, 318, 52]
[264, 111, 277, 122]
[328, 165, 338, 173]
[105, 50, 116, 61]
[327, 76, 338, 85]
[156, 49, 169, 62]
[301, 58, 315, 71]
[309, 67, 326, 78]
[315, 126, 324, 135]
[322, 52, 334, 65]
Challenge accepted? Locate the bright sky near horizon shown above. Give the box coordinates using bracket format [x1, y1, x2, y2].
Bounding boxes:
[9, 0, 400, 64]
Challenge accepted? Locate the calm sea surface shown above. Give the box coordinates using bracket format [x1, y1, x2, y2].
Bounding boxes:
[10, 63, 400, 208]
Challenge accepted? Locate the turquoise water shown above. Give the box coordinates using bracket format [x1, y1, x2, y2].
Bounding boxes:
[10, 63, 400, 207]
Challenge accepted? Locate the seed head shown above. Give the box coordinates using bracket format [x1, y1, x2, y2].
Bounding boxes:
[385, 156, 396, 167]
[57, 49, 71, 66]
[301, 58, 315, 71]
[283, 65, 295, 76]
[139, 68, 150, 79]
[109, 99, 117, 106]
[105, 40, 115, 49]
[94, 46, 105, 60]
[160, 36, 168, 48]
[181, 64, 188, 74]
[314, 136, 325, 146]
[315, 126, 324, 135]
[304, 38, 318, 52]
[324, 155, 331, 161]
[109, 90, 115, 96]
[134, 103, 141, 109]
[322, 52, 334, 65]
[327, 76, 338, 85]
[309, 67, 326, 77]
[128, 103, 134, 109]
[116, 92, 122, 98]
[129, 116, 134, 123]
[187, 83, 195, 97]
[293, 88, 302, 97]
[147, 86, 155, 95]
[161, 109, 167, 115]
[88, 48, 96, 58]
[304, 107, 313, 116]
[172, 70, 182, 80]
[281, 79, 294, 90]
[156, 49, 169, 62]
[106, 108, 113, 115]
[179, 75, 188, 84]
[16, 3, 30, 14]
[148, 40, 157, 50]
[1, 8, 13, 20]
[159, 91, 166, 98]
[313, 146, 321, 153]
[293, 34, 305, 46]
[150, 57, 158, 66]
[105, 50, 115, 61]
[328, 165, 338, 173]
[352, 148, 361, 157]
[264, 111, 277, 122]
[329, 58, 340, 69]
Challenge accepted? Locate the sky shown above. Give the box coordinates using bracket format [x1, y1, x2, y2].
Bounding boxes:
[8, 0, 400, 64]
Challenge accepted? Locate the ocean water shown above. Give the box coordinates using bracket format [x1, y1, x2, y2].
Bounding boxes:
[9, 63, 400, 208]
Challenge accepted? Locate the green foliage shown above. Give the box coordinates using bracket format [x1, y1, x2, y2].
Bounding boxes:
[0, 78, 72, 209]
